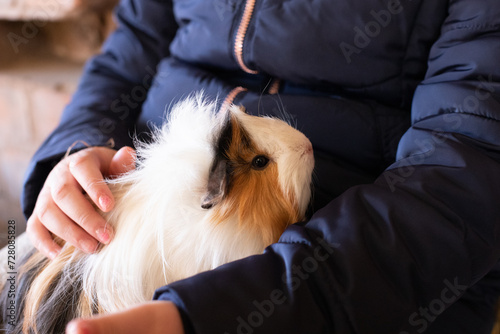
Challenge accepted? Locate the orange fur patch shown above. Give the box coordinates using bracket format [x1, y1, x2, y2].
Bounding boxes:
[209, 114, 300, 246]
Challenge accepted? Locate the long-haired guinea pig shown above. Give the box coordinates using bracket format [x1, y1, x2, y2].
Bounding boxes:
[0, 95, 314, 334]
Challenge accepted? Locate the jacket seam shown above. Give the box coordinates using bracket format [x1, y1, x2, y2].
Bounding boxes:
[276, 240, 313, 247]
[446, 24, 499, 32]
[415, 110, 500, 125]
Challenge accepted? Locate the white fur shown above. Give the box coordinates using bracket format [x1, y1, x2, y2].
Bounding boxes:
[70, 95, 316, 313]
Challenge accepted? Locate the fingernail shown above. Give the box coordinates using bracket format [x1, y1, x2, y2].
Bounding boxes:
[79, 239, 98, 253]
[96, 227, 113, 244]
[48, 250, 60, 260]
[66, 321, 78, 334]
[67, 320, 90, 334]
[99, 195, 112, 211]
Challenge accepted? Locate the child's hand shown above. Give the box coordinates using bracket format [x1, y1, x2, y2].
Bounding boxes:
[27, 146, 136, 259]
[66, 301, 184, 334]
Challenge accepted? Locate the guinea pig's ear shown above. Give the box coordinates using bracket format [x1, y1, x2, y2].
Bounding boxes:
[201, 110, 235, 209]
[201, 157, 229, 209]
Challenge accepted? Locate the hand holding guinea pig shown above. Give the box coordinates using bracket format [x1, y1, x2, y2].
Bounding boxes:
[4, 95, 314, 334]
[26, 146, 137, 259]
[66, 302, 183, 334]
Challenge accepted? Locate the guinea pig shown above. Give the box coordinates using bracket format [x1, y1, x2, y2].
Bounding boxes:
[0, 94, 314, 334]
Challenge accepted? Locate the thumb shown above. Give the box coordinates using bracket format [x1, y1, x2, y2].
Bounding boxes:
[65, 302, 183, 334]
[108, 146, 136, 177]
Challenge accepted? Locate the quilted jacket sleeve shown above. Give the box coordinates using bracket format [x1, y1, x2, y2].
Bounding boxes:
[21, 0, 177, 219]
[154, 1, 500, 333]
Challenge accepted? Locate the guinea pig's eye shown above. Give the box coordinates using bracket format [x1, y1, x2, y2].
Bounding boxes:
[251, 155, 270, 170]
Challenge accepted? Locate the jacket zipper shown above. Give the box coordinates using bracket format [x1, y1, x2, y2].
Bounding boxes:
[221, 86, 248, 112]
[268, 78, 281, 95]
[234, 0, 258, 74]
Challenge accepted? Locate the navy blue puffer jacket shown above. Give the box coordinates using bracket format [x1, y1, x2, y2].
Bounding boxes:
[22, 0, 500, 333]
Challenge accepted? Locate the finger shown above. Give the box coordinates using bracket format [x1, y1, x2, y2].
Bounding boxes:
[49, 168, 113, 245]
[108, 146, 136, 177]
[68, 149, 115, 213]
[26, 214, 61, 259]
[66, 302, 183, 334]
[34, 193, 99, 254]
